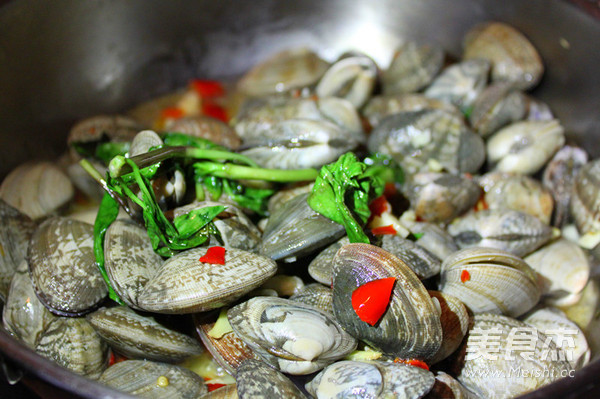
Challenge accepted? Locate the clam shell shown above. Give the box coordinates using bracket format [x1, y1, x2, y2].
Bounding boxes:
[382, 41, 444, 94]
[87, 306, 203, 363]
[259, 192, 345, 262]
[429, 371, 479, 399]
[332, 243, 443, 361]
[524, 239, 589, 306]
[68, 114, 141, 147]
[0, 200, 36, 300]
[428, 291, 470, 364]
[289, 283, 334, 315]
[99, 360, 207, 398]
[35, 317, 108, 379]
[307, 236, 349, 285]
[3, 261, 57, 348]
[570, 158, 600, 234]
[306, 360, 435, 399]
[469, 82, 527, 137]
[137, 247, 277, 314]
[28, 217, 107, 316]
[439, 247, 541, 318]
[456, 314, 572, 399]
[104, 219, 163, 310]
[448, 209, 553, 257]
[228, 297, 357, 375]
[380, 235, 441, 279]
[463, 22, 544, 90]
[129, 130, 163, 157]
[164, 116, 241, 150]
[367, 109, 485, 175]
[0, 161, 74, 220]
[235, 359, 306, 399]
[408, 222, 459, 261]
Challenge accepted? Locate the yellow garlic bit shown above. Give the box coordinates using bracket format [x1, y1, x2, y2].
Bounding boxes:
[156, 376, 169, 387]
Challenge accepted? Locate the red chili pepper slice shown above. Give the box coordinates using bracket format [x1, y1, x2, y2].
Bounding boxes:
[191, 80, 225, 98]
[207, 383, 226, 392]
[161, 107, 184, 120]
[394, 358, 430, 370]
[461, 270, 471, 283]
[202, 103, 228, 123]
[199, 246, 226, 265]
[371, 225, 397, 235]
[383, 182, 397, 197]
[369, 195, 389, 217]
[351, 277, 396, 326]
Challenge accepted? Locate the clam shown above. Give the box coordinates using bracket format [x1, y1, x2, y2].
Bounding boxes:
[468, 82, 527, 137]
[526, 96, 554, 121]
[405, 221, 459, 262]
[129, 129, 164, 157]
[35, 317, 109, 379]
[478, 172, 554, 224]
[542, 145, 588, 227]
[486, 119, 565, 175]
[227, 297, 357, 375]
[164, 116, 241, 150]
[66, 160, 106, 201]
[380, 235, 442, 280]
[367, 109, 485, 175]
[236, 48, 329, 96]
[3, 261, 57, 348]
[28, 217, 107, 316]
[424, 59, 490, 112]
[0, 161, 74, 220]
[463, 22, 544, 90]
[104, 219, 164, 310]
[428, 291, 470, 365]
[570, 158, 600, 234]
[99, 360, 207, 398]
[522, 307, 590, 370]
[315, 53, 377, 108]
[0, 199, 36, 300]
[427, 371, 479, 399]
[289, 283, 334, 315]
[259, 192, 345, 262]
[236, 359, 307, 399]
[267, 182, 314, 214]
[86, 306, 203, 363]
[137, 246, 277, 314]
[332, 243, 443, 361]
[362, 93, 459, 128]
[307, 236, 349, 285]
[455, 314, 572, 399]
[439, 247, 541, 318]
[382, 41, 445, 94]
[523, 238, 589, 306]
[448, 209, 554, 257]
[306, 360, 435, 399]
[403, 172, 481, 224]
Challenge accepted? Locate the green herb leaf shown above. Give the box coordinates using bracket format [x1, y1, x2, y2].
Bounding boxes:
[162, 132, 225, 150]
[95, 141, 131, 162]
[93, 193, 124, 304]
[307, 153, 385, 244]
[363, 153, 404, 185]
[173, 205, 226, 239]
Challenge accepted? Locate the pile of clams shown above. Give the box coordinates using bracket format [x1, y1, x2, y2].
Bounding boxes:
[1, 20, 599, 399]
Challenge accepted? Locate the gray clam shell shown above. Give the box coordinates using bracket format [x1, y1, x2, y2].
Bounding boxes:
[570, 158, 600, 234]
[307, 236, 349, 285]
[28, 217, 107, 316]
[104, 219, 163, 310]
[137, 247, 277, 314]
[332, 243, 443, 361]
[235, 359, 306, 399]
[228, 297, 357, 375]
[35, 317, 108, 379]
[289, 283, 334, 315]
[87, 306, 203, 363]
[99, 359, 207, 399]
[380, 234, 442, 279]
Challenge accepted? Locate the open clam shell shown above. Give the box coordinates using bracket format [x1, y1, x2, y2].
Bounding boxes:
[332, 243, 443, 361]
[227, 297, 357, 375]
[428, 291, 471, 365]
[137, 247, 277, 314]
[439, 247, 541, 318]
[570, 158, 600, 234]
[235, 359, 307, 399]
[28, 217, 107, 316]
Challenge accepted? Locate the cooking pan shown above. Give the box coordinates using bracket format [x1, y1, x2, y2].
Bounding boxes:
[0, 0, 599, 398]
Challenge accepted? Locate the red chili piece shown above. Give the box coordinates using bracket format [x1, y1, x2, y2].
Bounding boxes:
[199, 246, 226, 265]
[202, 103, 228, 123]
[351, 277, 396, 326]
[371, 225, 397, 235]
[207, 383, 226, 392]
[191, 80, 225, 98]
[383, 182, 397, 197]
[161, 107, 184, 119]
[369, 195, 389, 217]
[394, 358, 430, 370]
[461, 270, 471, 283]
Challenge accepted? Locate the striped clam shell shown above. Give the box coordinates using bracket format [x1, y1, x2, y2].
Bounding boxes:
[408, 222, 459, 262]
[228, 297, 357, 375]
[35, 317, 108, 379]
[380, 235, 442, 280]
[164, 115, 241, 150]
[570, 158, 600, 234]
[430, 371, 479, 399]
[137, 247, 277, 314]
[129, 130, 163, 157]
[469, 82, 527, 138]
[428, 291, 471, 365]
[28, 217, 107, 316]
[289, 283, 334, 315]
[306, 360, 435, 399]
[87, 306, 203, 363]
[99, 360, 207, 398]
[448, 209, 553, 257]
[308, 236, 349, 285]
[104, 219, 163, 310]
[382, 41, 444, 94]
[439, 247, 541, 318]
[332, 243, 443, 361]
[0, 199, 36, 300]
[235, 359, 306, 399]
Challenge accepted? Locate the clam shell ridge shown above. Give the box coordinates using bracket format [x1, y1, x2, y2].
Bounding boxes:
[227, 297, 357, 375]
[137, 247, 277, 314]
[332, 243, 443, 361]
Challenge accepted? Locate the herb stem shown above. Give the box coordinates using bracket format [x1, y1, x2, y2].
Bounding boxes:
[194, 162, 319, 182]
